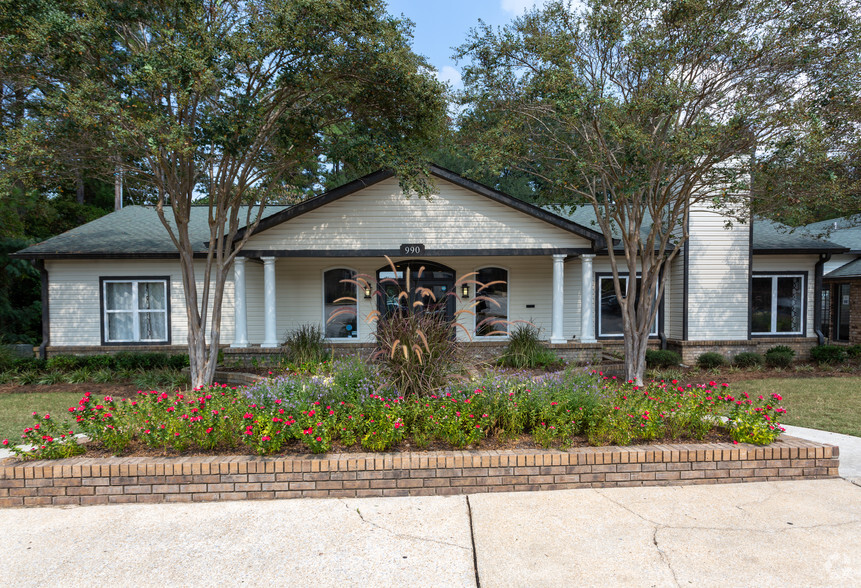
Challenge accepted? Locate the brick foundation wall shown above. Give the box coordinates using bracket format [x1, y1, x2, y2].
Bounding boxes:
[667, 337, 819, 364]
[0, 437, 838, 508]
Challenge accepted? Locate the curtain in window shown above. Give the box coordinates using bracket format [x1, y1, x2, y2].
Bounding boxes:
[105, 282, 135, 340]
[324, 269, 357, 338]
[139, 282, 167, 340]
[475, 267, 508, 336]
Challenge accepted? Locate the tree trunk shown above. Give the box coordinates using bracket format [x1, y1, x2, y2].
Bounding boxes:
[75, 171, 85, 205]
[114, 162, 123, 211]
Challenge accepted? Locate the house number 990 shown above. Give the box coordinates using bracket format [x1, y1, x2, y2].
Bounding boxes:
[400, 243, 425, 256]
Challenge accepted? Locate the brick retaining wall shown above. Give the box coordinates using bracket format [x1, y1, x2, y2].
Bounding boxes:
[0, 436, 838, 508]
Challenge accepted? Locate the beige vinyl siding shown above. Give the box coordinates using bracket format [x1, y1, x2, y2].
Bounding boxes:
[666, 253, 685, 339]
[46, 260, 234, 346]
[251, 256, 563, 345]
[246, 177, 591, 252]
[752, 254, 817, 335]
[686, 209, 750, 340]
[824, 253, 858, 276]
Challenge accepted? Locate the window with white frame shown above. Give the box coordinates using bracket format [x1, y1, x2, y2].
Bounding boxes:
[597, 275, 658, 337]
[751, 274, 804, 335]
[323, 268, 358, 339]
[475, 267, 508, 336]
[102, 279, 169, 343]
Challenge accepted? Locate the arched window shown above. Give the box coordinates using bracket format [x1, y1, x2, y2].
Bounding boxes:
[475, 267, 508, 336]
[323, 268, 357, 339]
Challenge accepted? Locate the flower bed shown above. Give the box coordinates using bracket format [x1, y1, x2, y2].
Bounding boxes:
[4, 362, 790, 461]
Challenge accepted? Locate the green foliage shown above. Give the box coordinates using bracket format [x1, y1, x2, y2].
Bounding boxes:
[809, 345, 848, 365]
[764, 348, 794, 368]
[7, 411, 85, 460]
[282, 324, 330, 366]
[732, 352, 764, 368]
[0, 344, 15, 372]
[497, 323, 560, 369]
[45, 354, 85, 372]
[7, 365, 792, 459]
[373, 311, 460, 397]
[696, 352, 726, 369]
[645, 349, 681, 369]
[847, 345, 861, 359]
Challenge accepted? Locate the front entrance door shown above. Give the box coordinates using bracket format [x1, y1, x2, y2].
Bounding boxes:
[376, 260, 456, 322]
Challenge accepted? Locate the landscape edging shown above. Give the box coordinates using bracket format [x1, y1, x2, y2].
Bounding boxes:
[0, 436, 839, 508]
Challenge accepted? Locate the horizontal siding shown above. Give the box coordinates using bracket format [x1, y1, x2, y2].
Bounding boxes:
[687, 209, 750, 340]
[752, 254, 817, 335]
[667, 253, 684, 339]
[824, 254, 858, 276]
[246, 177, 591, 251]
[47, 260, 234, 347]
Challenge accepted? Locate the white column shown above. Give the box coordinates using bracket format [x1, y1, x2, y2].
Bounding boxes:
[550, 254, 567, 344]
[231, 257, 249, 348]
[580, 254, 597, 343]
[261, 256, 279, 348]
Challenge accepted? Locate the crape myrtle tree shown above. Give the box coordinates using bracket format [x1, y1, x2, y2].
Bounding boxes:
[456, 0, 861, 384]
[3, 0, 447, 387]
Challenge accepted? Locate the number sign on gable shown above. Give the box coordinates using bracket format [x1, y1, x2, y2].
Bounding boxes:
[400, 243, 425, 256]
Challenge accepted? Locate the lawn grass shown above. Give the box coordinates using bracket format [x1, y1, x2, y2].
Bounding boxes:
[733, 377, 861, 438]
[0, 392, 83, 443]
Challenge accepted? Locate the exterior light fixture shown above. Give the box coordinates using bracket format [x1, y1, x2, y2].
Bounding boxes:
[364, 285, 372, 299]
[461, 284, 470, 298]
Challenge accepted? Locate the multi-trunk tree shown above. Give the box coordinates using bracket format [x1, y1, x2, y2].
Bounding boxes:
[457, 0, 861, 384]
[2, 0, 448, 387]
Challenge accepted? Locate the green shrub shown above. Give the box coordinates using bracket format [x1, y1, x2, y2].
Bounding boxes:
[85, 354, 116, 370]
[696, 352, 725, 369]
[764, 349, 794, 368]
[12, 357, 45, 373]
[46, 354, 86, 372]
[809, 344, 848, 365]
[167, 354, 190, 370]
[373, 311, 460, 397]
[732, 352, 763, 368]
[645, 349, 681, 369]
[847, 344, 861, 359]
[0, 345, 15, 372]
[766, 345, 795, 357]
[282, 324, 329, 366]
[497, 323, 560, 369]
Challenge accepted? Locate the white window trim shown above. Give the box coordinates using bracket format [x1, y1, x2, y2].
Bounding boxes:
[102, 279, 169, 343]
[473, 266, 510, 339]
[322, 267, 359, 341]
[751, 273, 805, 336]
[597, 274, 659, 338]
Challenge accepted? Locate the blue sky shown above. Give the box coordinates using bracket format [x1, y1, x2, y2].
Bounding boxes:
[385, 0, 547, 88]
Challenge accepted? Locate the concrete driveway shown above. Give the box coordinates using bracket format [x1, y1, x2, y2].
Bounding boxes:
[1, 479, 859, 587]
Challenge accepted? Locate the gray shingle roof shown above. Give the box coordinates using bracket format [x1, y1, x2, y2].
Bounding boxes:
[825, 257, 861, 279]
[802, 215, 861, 253]
[13, 205, 286, 258]
[544, 205, 846, 252]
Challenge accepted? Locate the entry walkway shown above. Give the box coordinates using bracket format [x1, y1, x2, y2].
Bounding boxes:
[1, 479, 859, 587]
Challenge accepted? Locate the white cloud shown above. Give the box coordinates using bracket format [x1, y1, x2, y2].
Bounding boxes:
[435, 65, 463, 89]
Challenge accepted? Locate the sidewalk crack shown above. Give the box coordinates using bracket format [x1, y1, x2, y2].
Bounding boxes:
[343, 500, 470, 552]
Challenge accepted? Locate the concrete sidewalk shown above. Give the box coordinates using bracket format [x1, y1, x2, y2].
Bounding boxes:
[1, 479, 859, 587]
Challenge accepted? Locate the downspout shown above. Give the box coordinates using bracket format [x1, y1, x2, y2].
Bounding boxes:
[814, 253, 831, 345]
[813, 253, 831, 345]
[35, 259, 49, 359]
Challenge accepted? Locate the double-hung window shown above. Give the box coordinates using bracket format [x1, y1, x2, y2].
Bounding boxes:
[597, 274, 659, 337]
[751, 274, 805, 335]
[102, 278, 169, 343]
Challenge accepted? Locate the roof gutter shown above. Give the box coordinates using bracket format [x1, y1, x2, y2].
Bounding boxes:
[813, 253, 831, 345]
